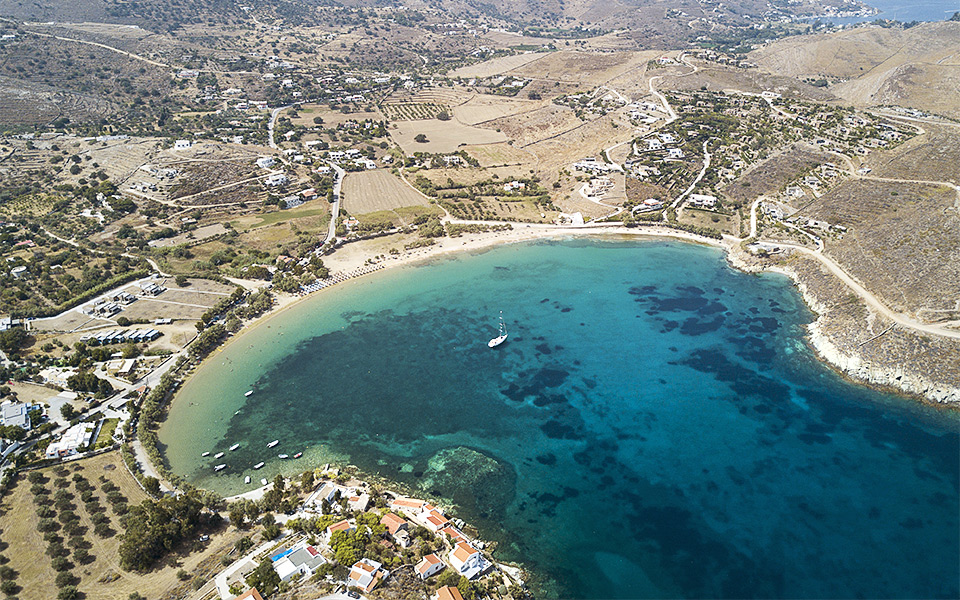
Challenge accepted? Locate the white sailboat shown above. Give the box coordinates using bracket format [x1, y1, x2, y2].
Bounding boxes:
[488, 311, 508, 348]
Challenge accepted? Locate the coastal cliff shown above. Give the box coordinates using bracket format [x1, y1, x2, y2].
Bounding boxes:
[728, 246, 960, 406]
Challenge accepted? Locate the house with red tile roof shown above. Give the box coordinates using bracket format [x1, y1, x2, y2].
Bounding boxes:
[380, 512, 408, 535]
[436, 585, 465, 600]
[416, 552, 446, 579]
[439, 524, 467, 543]
[326, 519, 354, 537]
[349, 558, 389, 592]
[235, 590, 265, 600]
[424, 511, 450, 532]
[449, 541, 490, 580]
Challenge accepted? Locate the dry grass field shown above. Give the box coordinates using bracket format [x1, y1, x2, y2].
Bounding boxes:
[390, 119, 507, 154]
[342, 170, 429, 213]
[450, 52, 551, 78]
[352, 204, 444, 229]
[452, 94, 541, 125]
[0, 451, 245, 600]
[149, 223, 229, 248]
[679, 207, 741, 236]
[660, 64, 835, 101]
[290, 104, 382, 128]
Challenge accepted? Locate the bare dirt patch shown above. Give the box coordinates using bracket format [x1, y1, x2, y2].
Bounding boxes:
[508, 50, 649, 87]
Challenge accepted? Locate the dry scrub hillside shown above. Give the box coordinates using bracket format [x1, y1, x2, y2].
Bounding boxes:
[749, 22, 960, 114]
[802, 179, 960, 317]
[862, 124, 960, 185]
[722, 145, 831, 205]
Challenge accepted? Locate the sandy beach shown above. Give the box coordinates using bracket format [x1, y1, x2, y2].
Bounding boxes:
[321, 222, 727, 276]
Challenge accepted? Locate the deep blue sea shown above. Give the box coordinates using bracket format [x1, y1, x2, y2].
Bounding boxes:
[161, 239, 960, 599]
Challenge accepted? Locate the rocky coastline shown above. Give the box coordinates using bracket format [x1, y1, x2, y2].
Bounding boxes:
[727, 246, 960, 406]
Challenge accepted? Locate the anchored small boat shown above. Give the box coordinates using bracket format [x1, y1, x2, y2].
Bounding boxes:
[293, 452, 303, 459]
[214, 464, 227, 472]
[214, 452, 224, 459]
[253, 461, 265, 469]
[488, 311, 508, 348]
[278, 454, 289, 459]
[201, 451, 210, 457]
[245, 390, 254, 397]
[244, 476, 251, 484]
[229, 443, 240, 451]
[267, 440, 279, 448]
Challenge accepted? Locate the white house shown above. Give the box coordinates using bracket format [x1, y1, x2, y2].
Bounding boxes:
[256, 156, 276, 169]
[174, 139, 192, 150]
[273, 541, 326, 582]
[347, 492, 369, 512]
[264, 173, 288, 187]
[0, 401, 31, 430]
[415, 553, 445, 579]
[349, 558, 389, 593]
[688, 194, 718, 208]
[503, 181, 525, 192]
[46, 422, 96, 459]
[448, 541, 489, 580]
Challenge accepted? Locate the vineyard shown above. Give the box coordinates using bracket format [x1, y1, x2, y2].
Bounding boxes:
[380, 102, 449, 121]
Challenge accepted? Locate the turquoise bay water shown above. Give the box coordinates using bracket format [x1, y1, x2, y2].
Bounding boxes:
[160, 238, 959, 599]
